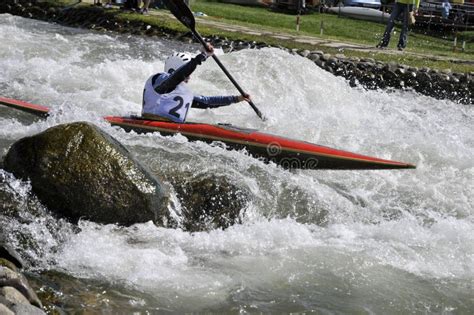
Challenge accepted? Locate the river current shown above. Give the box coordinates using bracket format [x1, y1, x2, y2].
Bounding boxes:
[1, 14, 473, 313]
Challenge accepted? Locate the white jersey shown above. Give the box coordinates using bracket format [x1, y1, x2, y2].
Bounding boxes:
[142, 73, 194, 123]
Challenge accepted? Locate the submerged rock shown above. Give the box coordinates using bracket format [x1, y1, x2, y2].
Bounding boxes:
[168, 173, 249, 232]
[0, 171, 46, 221]
[3, 122, 170, 226]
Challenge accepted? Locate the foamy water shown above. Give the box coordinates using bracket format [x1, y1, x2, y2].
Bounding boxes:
[1, 14, 473, 313]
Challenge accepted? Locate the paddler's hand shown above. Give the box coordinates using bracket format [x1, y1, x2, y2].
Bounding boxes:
[201, 43, 214, 58]
[237, 93, 251, 103]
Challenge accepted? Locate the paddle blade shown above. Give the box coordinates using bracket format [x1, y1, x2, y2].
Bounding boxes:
[162, 0, 195, 30]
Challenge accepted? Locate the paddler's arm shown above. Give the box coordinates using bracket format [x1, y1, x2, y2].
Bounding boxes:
[192, 94, 251, 109]
[154, 52, 209, 94]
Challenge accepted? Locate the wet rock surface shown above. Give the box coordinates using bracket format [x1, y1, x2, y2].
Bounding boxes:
[0, 235, 45, 314]
[3, 122, 171, 227]
[0, 0, 471, 104]
[167, 173, 250, 232]
[27, 269, 154, 314]
[0, 236, 24, 270]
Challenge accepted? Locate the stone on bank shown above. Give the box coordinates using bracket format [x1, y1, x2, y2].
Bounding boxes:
[0, 1, 471, 104]
[0, 235, 45, 314]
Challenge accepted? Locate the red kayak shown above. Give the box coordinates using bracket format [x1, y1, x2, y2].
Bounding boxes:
[1, 97, 415, 170]
[0, 97, 49, 117]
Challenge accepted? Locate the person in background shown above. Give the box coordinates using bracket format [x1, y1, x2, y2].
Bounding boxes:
[103, 0, 113, 9]
[122, 0, 140, 11]
[140, 0, 151, 14]
[376, 0, 420, 51]
[142, 44, 251, 123]
[441, 0, 452, 19]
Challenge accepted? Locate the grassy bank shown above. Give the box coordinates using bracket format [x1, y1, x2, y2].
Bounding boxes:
[192, 1, 473, 52]
[49, 0, 474, 72]
[190, 1, 473, 69]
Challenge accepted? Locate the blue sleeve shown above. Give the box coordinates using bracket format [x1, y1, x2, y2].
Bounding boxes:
[192, 95, 239, 109]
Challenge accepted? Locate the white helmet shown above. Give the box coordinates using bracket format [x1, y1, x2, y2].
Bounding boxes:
[164, 52, 192, 73]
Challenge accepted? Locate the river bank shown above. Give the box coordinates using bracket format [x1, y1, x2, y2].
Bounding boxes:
[0, 0, 472, 104]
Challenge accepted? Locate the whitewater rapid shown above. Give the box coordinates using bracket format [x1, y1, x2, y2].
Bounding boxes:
[1, 14, 473, 313]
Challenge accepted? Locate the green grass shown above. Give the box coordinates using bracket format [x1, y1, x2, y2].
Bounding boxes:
[43, 0, 474, 72]
[194, 1, 386, 42]
[44, 0, 79, 6]
[188, 1, 473, 71]
[191, 1, 472, 53]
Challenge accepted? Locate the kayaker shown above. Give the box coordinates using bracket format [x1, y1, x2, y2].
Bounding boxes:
[142, 43, 251, 123]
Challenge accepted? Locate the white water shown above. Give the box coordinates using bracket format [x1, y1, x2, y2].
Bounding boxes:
[1, 14, 473, 313]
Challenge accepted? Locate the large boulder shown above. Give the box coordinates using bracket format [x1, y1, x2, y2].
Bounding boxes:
[3, 122, 170, 226]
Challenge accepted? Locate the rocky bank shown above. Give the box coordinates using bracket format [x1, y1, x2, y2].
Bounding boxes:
[0, 0, 472, 104]
[0, 235, 45, 315]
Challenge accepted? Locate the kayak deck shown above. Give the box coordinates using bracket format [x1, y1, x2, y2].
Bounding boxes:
[1, 96, 416, 170]
[104, 115, 415, 170]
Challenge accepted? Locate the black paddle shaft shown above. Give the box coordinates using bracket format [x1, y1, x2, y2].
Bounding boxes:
[163, 0, 266, 121]
[192, 32, 266, 120]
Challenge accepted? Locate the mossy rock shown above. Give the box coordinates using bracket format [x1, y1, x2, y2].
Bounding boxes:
[4, 122, 170, 226]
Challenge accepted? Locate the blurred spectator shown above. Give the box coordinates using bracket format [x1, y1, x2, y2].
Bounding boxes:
[376, 0, 420, 51]
[123, 0, 140, 11]
[154, 0, 165, 8]
[104, 0, 113, 8]
[441, 0, 452, 19]
[140, 0, 151, 14]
